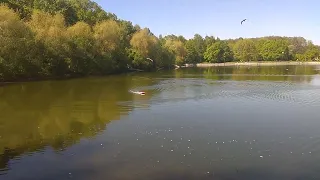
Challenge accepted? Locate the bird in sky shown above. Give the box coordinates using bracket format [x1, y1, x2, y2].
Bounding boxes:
[241, 19, 247, 25]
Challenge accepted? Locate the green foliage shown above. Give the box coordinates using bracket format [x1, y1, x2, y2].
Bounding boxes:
[28, 10, 71, 76]
[3, 0, 115, 25]
[66, 22, 94, 74]
[204, 41, 233, 63]
[68, 0, 117, 25]
[185, 40, 201, 64]
[233, 39, 260, 62]
[0, 5, 43, 80]
[295, 44, 320, 61]
[257, 38, 290, 61]
[164, 38, 187, 66]
[1, 1, 320, 82]
[129, 28, 159, 70]
[185, 34, 205, 63]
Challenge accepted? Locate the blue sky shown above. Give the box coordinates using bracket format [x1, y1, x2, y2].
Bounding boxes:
[97, 0, 320, 44]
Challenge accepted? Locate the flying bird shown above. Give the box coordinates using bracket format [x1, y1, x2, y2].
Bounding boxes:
[241, 19, 247, 25]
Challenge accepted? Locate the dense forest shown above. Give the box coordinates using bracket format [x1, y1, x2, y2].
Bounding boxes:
[1, 0, 320, 82]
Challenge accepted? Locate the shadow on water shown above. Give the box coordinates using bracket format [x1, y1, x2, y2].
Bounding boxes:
[0, 74, 159, 171]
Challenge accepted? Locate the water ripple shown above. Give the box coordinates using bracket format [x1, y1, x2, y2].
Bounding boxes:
[128, 79, 320, 107]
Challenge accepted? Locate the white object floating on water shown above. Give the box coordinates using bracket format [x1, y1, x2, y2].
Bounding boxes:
[137, 139, 139, 141]
[100, 144, 103, 146]
[260, 156, 264, 158]
[171, 149, 174, 152]
[170, 140, 173, 142]
[129, 90, 146, 95]
[188, 140, 191, 142]
[309, 152, 312, 154]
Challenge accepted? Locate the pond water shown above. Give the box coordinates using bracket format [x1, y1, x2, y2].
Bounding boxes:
[1, 65, 320, 180]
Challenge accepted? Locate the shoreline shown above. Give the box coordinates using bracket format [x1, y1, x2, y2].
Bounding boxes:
[1, 62, 320, 86]
[185, 61, 320, 67]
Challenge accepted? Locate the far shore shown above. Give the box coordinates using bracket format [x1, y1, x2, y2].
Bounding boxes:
[185, 61, 320, 67]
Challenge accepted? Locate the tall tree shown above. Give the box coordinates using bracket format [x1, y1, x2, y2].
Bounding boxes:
[257, 38, 290, 61]
[93, 19, 123, 73]
[185, 34, 205, 63]
[66, 21, 94, 75]
[0, 5, 42, 80]
[185, 40, 201, 64]
[28, 10, 71, 76]
[164, 39, 187, 66]
[204, 41, 233, 63]
[129, 28, 159, 69]
[69, 0, 117, 25]
[233, 39, 260, 62]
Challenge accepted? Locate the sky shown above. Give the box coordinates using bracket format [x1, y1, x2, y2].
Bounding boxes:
[96, 0, 320, 44]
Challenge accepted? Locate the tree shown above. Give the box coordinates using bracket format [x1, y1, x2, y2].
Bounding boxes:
[233, 39, 260, 62]
[28, 10, 71, 76]
[204, 36, 216, 48]
[185, 34, 205, 63]
[0, 5, 43, 80]
[295, 44, 320, 61]
[1, 1, 320, 83]
[164, 39, 187, 66]
[204, 41, 233, 63]
[257, 38, 290, 61]
[69, 0, 117, 25]
[93, 20, 124, 73]
[185, 40, 201, 64]
[66, 22, 94, 75]
[1, 0, 34, 20]
[129, 28, 159, 69]
[33, 0, 78, 25]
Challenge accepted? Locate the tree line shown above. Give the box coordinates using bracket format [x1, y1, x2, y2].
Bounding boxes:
[1, 0, 320, 82]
